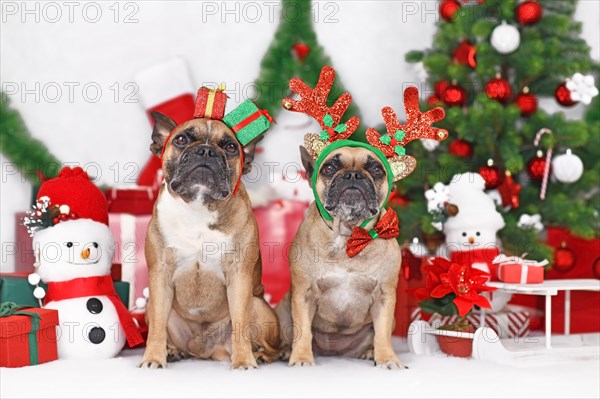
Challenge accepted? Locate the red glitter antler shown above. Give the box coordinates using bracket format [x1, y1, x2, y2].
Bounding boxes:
[282, 66, 359, 144]
[366, 86, 448, 158]
[366, 86, 448, 181]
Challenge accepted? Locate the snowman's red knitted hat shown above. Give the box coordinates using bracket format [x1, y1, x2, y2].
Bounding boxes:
[37, 166, 109, 225]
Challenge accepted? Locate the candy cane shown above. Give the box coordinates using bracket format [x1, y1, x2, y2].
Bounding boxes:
[534, 128, 553, 200]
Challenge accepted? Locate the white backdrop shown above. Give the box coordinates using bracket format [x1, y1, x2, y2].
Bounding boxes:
[1, 1, 599, 271]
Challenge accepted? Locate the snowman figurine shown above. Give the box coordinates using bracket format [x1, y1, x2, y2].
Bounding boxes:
[24, 167, 143, 358]
[429, 172, 512, 312]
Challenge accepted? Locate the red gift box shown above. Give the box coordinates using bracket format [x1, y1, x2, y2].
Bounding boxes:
[498, 263, 544, 284]
[106, 187, 157, 215]
[493, 254, 547, 284]
[0, 307, 59, 367]
[193, 86, 227, 120]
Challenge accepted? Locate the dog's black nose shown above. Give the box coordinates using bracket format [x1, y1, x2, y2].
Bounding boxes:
[196, 145, 217, 158]
[342, 171, 364, 180]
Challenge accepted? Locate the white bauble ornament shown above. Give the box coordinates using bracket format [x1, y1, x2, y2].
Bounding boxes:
[552, 149, 583, 184]
[135, 297, 147, 309]
[491, 21, 520, 54]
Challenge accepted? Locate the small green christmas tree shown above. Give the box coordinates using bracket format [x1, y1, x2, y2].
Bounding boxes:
[400, 0, 599, 261]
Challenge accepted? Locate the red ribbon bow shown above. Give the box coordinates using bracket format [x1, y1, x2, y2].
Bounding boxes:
[259, 108, 275, 124]
[346, 209, 400, 258]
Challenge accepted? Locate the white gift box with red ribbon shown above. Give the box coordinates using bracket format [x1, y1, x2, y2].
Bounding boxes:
[493, 254, 548, 284]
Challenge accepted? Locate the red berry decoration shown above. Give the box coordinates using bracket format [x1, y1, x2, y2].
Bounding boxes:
[515, 88, 538, 116]
[440, 0, 461, 22]
[555, 82, 577, 107]
[449, 139, 473, 158]
[527, 150, 549, 181]
[69, 212, 78, 219]
[554, 243, 576, 273]
[292, 43, 311, 61]
[52, 217, 60, 225]
[485, 75, 512, 103]
[479, 159, 503, 189]
[442, 83, 467, 106]
[453, 40, 477, 68]
[515, 1, 543, 25]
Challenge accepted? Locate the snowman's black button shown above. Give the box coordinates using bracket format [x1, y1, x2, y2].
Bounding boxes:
[88, 327, 106, 344]
[86, 298, 103, 314]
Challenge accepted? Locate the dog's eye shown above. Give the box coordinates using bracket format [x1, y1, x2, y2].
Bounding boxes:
[224, 142, 238, 154]
[173, 134, 189, 147]
[322, 163, 337, 176]
[370, 165, 384, 178]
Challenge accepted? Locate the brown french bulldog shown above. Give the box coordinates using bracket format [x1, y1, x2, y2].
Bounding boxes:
[276, 145, 405, 369]
[139, 112, 280, 369]
[275, 66, 447, 369]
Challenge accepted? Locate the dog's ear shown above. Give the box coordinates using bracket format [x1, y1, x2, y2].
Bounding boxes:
[242, 136, 262, 174]
[150, 111, 177, 156]
[300, 146, 315, 187]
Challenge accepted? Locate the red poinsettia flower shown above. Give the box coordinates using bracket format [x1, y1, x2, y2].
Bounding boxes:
[431, 262, 497, 317]
[412, 257, 452, 301]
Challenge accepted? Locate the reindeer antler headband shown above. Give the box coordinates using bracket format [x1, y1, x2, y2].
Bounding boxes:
[282, 66, 448, 182]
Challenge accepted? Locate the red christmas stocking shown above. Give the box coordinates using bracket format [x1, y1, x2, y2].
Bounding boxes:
[134, 58, 195, 187]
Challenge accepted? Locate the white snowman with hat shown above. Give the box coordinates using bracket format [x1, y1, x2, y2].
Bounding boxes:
[427, 172, 512, 312]
[24, 166, 143, 359]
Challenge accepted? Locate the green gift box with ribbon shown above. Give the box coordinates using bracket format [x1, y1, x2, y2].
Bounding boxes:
[0, 302, 59, 367]
[0, 274, 130, 309]
[222, 99, 273, 146]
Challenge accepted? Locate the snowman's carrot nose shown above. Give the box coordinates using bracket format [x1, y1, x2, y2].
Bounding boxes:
[468, 236, 475, 244]
[81, 248, 91, 260]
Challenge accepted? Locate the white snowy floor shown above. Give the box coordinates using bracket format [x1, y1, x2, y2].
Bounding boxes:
[2, 337, 599, 399]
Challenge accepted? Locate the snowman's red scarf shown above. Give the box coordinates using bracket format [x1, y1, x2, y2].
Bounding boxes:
[44, 275, 144, 348]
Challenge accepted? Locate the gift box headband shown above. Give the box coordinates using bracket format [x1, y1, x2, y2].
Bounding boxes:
[160, 85, 274, 196]
[282, 66, 449, 221]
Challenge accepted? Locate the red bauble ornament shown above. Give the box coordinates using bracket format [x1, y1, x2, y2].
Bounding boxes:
[554, 243, 576, 273]
[555, 82, 577, 107]
[440, 0, 461, 21]
[479, 159, 503, 189]
[515, 1, 543, 25]
[515, 88, 538, 116]
[435, 80, 450, 97]
[485, 75, 512, 103]
[453, 40, 477, 68]
[442, 83, 467, 106]
[527, 150, 549, 181]
[292, 43, 311, 61]
[448, 139, 473, 158]
[497, 171, 521, 208]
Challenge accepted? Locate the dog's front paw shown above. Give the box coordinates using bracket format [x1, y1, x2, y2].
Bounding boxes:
[139, 355, 167, 369]
[289, 350, 315, 367]
[374, 354, 407, 370]
[231, 353, 258, 370]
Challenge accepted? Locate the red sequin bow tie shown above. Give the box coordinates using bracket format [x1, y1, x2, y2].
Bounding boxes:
[346, 209, 400, 258]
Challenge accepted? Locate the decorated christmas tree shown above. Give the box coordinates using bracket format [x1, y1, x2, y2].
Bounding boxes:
[399, 0, 599, 261]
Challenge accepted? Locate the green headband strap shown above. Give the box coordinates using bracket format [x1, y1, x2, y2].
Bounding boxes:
[311, 139, 394, 228]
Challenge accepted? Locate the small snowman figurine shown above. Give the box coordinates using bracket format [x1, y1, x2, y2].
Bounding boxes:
[24, 167, 143, 358]
[428, 172, 511, 312]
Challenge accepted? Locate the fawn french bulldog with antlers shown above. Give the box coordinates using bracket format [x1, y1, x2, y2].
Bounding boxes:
[275, 66, 448, 368]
